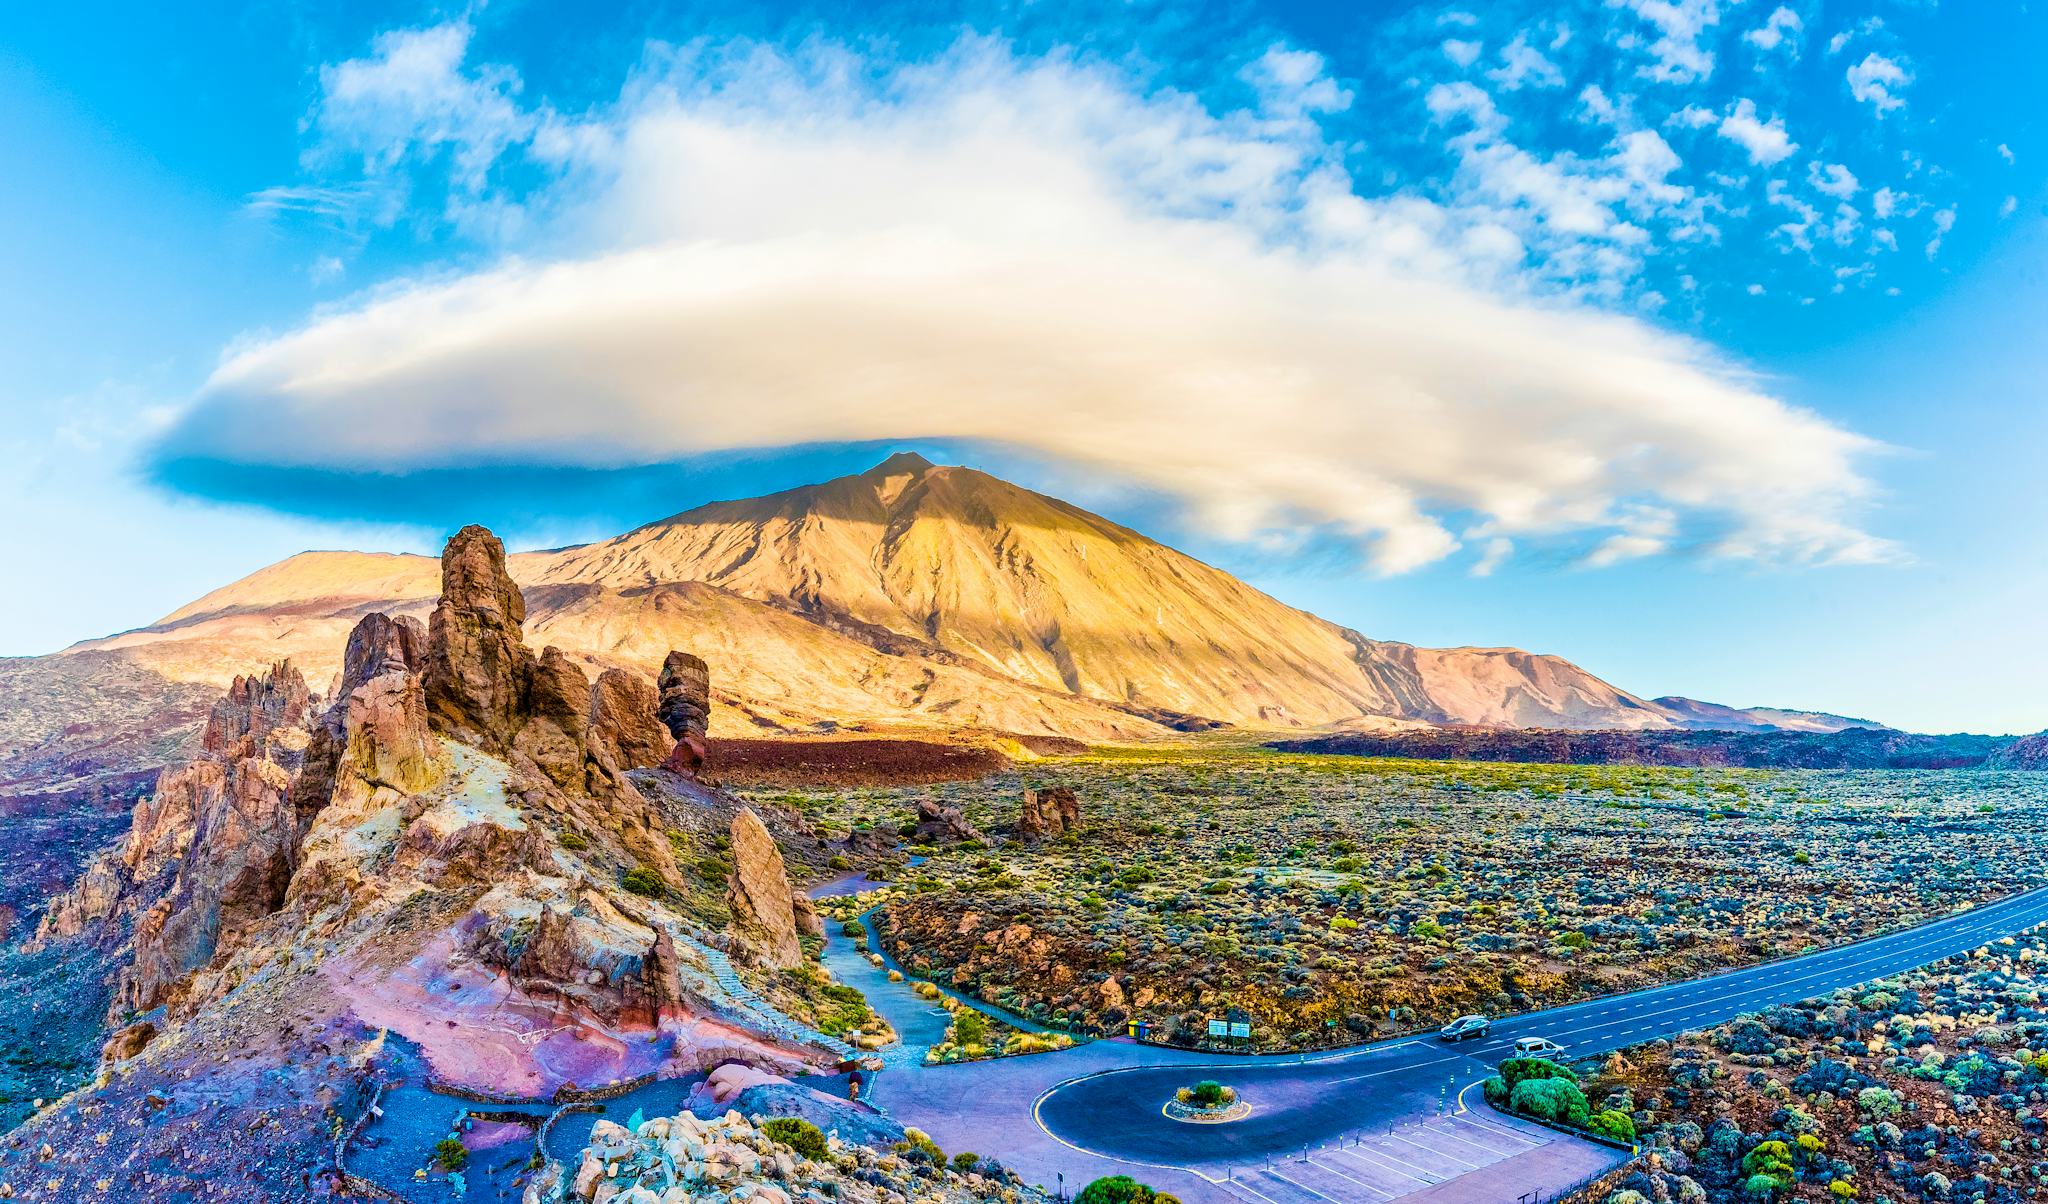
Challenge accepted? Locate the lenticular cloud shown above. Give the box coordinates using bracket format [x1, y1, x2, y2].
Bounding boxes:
[162, 33, 1898, 574]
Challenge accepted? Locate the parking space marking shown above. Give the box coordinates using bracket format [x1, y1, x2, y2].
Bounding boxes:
[1425, 1120, 1527, 1159]
[1223, 1176, 1287, 1204]
[1327, 1145, 1434, 1186]
[1264, 1167, 1342, 1203]
[1305, 1157, 1398, 1201]
[1449, 1112, 1547, 1146]
[1383, 1129, 1482, 1172]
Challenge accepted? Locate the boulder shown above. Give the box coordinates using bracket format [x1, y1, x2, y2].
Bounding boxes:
[589, 668, 673, 771]
[1019, 786, 1080, 840]
[425, 524, 534, 752]
[657, 652, 710, 775]
[515, 646, 593, 791]
[726, 808, 804, 968]
[341, 671, 439, 796]
[911, 798, 980, 845]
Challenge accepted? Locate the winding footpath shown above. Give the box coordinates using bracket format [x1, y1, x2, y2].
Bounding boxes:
[825, 884, 2048, 1204]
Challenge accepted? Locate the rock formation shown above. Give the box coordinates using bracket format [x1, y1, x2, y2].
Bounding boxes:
[658, 651, 710, 774]
[36, 660, 317, 1013]
[589, 667, 673, 771]
[425, 523, 533, 752]
[726, 807, 817, 967]
[911, 797, 981, 845]
[1019, 785, 1081, 840]
[23, 524, 864, 1198]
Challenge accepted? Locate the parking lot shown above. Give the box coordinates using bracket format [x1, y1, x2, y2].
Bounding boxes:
[1211, 1111, 1625, 1204]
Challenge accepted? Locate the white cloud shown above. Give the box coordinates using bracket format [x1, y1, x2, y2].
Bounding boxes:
[164, 28, 1898, 574]
[1489, 33, 1566, 90]
[1926, 206, 1955, 258]
[1846, 52, 1912, 115]
[1717, 99, 1796, 166]
[1744, 7, 1803, 54]
[1441, 39, 1483, 67]
[1809, 162, 1858, 199]
[1611, 0, 1721, 84]
[1997, 143, 2015, 165]
[2001, 196, 2019, 219]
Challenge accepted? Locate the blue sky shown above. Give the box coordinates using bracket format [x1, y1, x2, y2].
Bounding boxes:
[2, 1, 2044, 733]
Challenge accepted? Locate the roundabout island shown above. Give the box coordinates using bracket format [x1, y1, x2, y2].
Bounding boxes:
[1163, 1080, 1252, 1124]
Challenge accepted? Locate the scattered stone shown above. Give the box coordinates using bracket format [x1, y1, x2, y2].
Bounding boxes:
[1018, 786, 1079, 841]
[911, 798, 980, 846]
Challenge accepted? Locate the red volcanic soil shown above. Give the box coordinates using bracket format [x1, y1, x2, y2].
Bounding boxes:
[704, 737, 1014, 788]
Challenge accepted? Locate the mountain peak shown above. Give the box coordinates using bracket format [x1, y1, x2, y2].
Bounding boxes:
[864, 451, 935, 478]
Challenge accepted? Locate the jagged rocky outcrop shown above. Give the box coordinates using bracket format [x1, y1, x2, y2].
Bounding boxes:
[911, 797, 981, 845]
[725, 808, 819, 968]
[659, 651, 710, 775]
[589, 667, 673, 771]
[39, 523, 822, 1084]
[1018, 786, 1080, 841]
[16, 525, 860, 1204]
[36, 661, 317, 1015]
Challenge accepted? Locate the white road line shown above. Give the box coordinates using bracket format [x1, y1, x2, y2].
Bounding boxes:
[1307, 1156, 1398, 1201]
[1424, 1120, 1524, 1159]
[1448, 1113, 1548, 1146]
[1224, 1177, 1288, 1204]
[1263, 1168, 1342, 1203]
[1330, 1144, 1436, 1183]
[1384, 1130, 1480, 1171]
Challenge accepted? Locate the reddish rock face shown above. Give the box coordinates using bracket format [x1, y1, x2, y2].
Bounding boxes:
[119, 662, 309, 1014]
[425, 524, 534, 752]
[588, 668, 673, 772]
[726, 807, 805, 968]
[514, 646, 593, 791]
[200, 663, 312, 757]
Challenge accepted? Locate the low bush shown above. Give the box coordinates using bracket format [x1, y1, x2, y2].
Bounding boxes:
[761, 1117, 829, 1161]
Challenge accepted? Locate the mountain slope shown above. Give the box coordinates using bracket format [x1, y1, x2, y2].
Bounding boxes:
[19, 454, 1864, 786]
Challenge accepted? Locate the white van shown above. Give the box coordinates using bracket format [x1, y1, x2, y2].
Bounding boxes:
[1512, 1036, 1566, 1057]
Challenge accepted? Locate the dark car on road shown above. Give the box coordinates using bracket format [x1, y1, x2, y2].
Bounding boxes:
[1439, 1014, 1490, 1041]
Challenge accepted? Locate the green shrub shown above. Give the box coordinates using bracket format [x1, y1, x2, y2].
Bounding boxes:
[897, 1128, 944, 1164]
[1480, 1076, 1509, 1107]
[952, 1152, 982, 1172]
[761, 1117, 829, 1161]
[1588, 1110, 1635, 1143]
[1509, 1077, 1589, 1127]
[433, 1137, 468, 1171]
[952, 1011, 989, 1047]
[621, 866, 664, 896]
[1740, 1140, 1796, 1192]
[1499, 1057, 1577, 1091]
[558, 831, 588, 851]
[1188, 1080, 1229, 1106]
[1076, 1176, 1165, 1204]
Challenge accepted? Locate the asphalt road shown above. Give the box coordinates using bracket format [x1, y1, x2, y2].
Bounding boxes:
[1028, 884, 2048, 1174]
